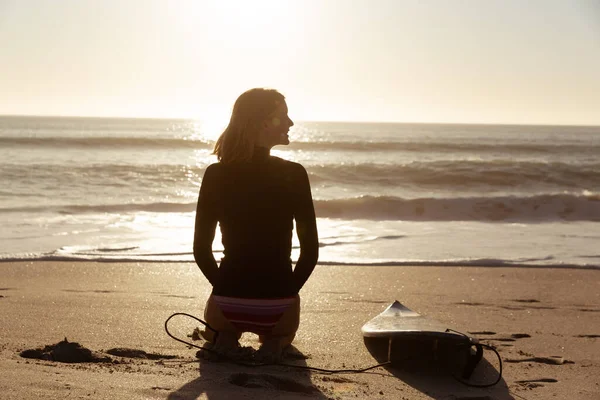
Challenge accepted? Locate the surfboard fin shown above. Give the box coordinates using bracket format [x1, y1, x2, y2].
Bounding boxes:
[461, 343, 484, 380]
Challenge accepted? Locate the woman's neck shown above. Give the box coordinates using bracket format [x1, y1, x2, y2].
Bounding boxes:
[253, 146, 271, 159]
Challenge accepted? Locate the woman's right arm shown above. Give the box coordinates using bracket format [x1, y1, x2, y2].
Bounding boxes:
[193, 165, 220, 285]
[292, 164, 319, 292]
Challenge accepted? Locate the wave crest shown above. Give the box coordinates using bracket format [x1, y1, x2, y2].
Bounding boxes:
[3, 193, 599, 222]
[314, 193, 600, 222]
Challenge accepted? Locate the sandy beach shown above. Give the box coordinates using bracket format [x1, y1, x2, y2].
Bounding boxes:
[1, 261, 598, 399]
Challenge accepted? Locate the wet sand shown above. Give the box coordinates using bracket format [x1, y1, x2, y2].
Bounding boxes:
[1, 261, 599, 399]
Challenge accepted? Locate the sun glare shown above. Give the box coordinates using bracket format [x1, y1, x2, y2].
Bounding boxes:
[179, 0, 297, 50]
[199, 113, 229, 142]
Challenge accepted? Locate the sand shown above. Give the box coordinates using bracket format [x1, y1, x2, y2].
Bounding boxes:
[1, 261, 599, 399]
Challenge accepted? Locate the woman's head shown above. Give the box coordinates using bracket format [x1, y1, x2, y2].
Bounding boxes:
[213, 88, 294, 163]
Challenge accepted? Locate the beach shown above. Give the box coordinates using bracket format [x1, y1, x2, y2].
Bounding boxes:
[1, 261, 598, 399]
[2, 2, 600, 399]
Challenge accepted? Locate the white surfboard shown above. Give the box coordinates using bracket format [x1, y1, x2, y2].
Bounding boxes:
[361, 301, 476, 344]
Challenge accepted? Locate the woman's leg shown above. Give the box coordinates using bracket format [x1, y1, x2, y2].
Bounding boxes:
[203, 294, 242, 348]
[258, 295, 300, 350]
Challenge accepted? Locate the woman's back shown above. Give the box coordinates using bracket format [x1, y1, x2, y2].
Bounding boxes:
[197, 148, 316, 297]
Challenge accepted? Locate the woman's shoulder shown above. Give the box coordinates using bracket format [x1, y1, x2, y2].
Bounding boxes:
[270, 156, 307, 174]
[202, 162, 227, 181]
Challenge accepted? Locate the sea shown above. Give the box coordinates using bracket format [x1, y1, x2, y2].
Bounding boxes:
[1, 116, 599, 269]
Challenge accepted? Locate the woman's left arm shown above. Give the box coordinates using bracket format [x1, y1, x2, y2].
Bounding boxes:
[193, 165, 220, 286]
[293, 165, 319, 292]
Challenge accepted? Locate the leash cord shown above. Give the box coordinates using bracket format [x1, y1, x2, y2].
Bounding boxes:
[164, 312, 390, 374]
[165, 312, 502, 385]
[444, 328, 503, 388]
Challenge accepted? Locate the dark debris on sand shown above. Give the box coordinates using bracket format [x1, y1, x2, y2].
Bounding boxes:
[105, 348, 177, 360]
[20, 338, 112, 363]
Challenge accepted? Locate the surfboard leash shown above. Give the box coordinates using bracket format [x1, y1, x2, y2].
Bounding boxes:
[165, 312, 502, 385]
[444, 328, 503, 388]
[164, 312, 392, 374]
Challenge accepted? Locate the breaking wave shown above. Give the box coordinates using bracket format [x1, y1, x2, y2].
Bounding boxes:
[314, 193, 600, 221]
[2, 193, 599, 222]
[3, 159, 599, 191]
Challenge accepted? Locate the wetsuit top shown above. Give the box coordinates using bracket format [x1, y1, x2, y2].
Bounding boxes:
[193, 147, 319, 298]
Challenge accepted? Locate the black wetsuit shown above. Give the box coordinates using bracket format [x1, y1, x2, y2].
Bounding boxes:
[193, 147, 319, 298]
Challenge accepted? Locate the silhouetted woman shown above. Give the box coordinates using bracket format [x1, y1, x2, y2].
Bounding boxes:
[193, 88, 319, 359]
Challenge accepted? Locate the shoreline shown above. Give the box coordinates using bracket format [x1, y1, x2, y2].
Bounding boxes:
[1, 261, 599, 399]
[2, 257, 599, 270]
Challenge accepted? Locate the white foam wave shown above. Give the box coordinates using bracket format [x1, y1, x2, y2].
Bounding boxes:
[1, 252, 598, 269]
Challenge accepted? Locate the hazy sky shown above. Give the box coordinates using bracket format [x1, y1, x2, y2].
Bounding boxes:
[1, 0, 599, 124]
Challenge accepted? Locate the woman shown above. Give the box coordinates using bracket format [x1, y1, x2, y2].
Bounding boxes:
[193, 88, 319, 359]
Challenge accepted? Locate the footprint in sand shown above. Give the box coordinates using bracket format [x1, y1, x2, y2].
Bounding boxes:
[516, 378, 558, 388]
[228, 373, 319, 394]
[151, 386, 172, 391]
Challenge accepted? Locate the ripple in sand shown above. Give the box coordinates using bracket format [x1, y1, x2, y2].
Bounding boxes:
[20, 338, 111, 363]
[506, 356, 566, 365]
[62, 289, 120, 294]
[511, 333, 532, 339]
[516, 378, 558, 383]
[343, 299, 389, 304]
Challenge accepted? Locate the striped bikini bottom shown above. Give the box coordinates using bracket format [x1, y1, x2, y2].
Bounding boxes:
[211, 295, 297, 336]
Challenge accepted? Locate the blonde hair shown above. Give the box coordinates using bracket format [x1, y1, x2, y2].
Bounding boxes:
[213, 88, 285, 163]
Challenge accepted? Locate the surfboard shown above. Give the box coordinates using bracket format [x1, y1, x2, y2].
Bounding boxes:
[362, 301, 502, 386]
[362, 301, 484, 378]
[361, 300, 476, 345]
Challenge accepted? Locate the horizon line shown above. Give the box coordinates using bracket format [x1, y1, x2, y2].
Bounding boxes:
[1, 113, 599, 128]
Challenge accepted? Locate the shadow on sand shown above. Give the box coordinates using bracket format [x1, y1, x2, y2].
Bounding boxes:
[167, 346, 328, 400]
[364, 337, 514, 400]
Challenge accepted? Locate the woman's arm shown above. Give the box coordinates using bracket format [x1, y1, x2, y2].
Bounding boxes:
[193, 165, 220, 285]
[293, 165, 319, 292]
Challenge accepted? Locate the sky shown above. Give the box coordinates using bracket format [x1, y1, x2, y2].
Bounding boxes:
[0, 0, 599, 125]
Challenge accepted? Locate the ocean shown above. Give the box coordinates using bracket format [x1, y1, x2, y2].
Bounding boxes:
[1, 116, 599, 268]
